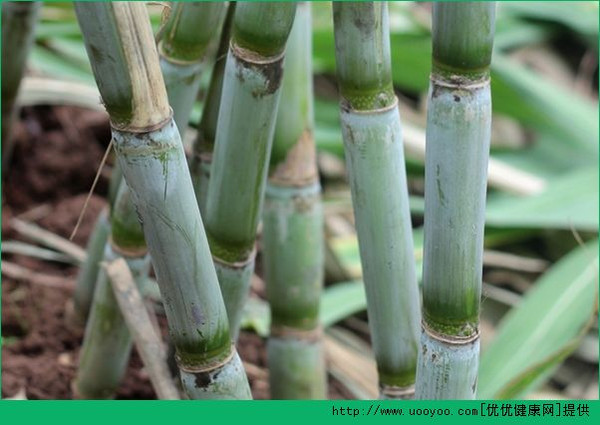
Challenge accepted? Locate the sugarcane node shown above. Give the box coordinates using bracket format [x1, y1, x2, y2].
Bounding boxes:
[269, 130, 319, 187]
[422, 320, 480, 345]
[176, 345, 235, 374]
[230, 42, 284, 98]
[108, 236, 148, 259]
[339, 95, 399, 115]
[109, 108, 174, 134]
[429, 72, 490, 90]
[212, 246, 257, 269]
[270, 325, 323, 343]
[380, 383, 415, 399]
[158, 42, 205, 66]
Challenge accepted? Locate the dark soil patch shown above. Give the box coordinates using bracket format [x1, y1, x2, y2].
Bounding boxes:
[2, 105, 352, 400]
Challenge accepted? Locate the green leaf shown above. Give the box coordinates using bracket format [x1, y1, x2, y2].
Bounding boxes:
[486, 167, 599, 231]
[499, 2, 598, 48]
[478, 240, 599, 399]
[491, 54, 599, 156]
[29, 45, 95, 84]
[321, 281, 367, 328]
[493, 131, 597, 179]
[36, 21, 82, 39]
[494, 17, 553, 51]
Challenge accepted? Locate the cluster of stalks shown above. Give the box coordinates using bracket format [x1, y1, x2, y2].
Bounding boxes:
[3, 1, 496, 400]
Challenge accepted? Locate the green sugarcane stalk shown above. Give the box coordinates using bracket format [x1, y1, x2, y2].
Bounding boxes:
[190, 2, 236, 216]
[204, 2, 297, 339]
[68, 162, 123, 326]
[262, 3, 326, 399]
[158, 1, 224, 137]
[415, 2, 496, 400]
[1, 1, 41, 169]
[75, 2, 250, 399]
[67, 207, 110, 326]
[332, 2, 421, 399]
[74, 184, 150, 399]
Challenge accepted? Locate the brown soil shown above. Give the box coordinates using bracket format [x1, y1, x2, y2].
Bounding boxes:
[1, 105, 353, 400]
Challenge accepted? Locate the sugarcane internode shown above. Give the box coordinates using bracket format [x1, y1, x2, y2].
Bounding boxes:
[416, 2, 496, 400]
[333, 2, 421, 399]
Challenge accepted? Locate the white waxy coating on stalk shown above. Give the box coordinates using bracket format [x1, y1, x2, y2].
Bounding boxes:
[267, 337, 326, 400]
[205, 48, 284, 253]
[339, 101, 421, 391]
[112, 121, 231, 359]
[213, 254, 255, 342]
[421, 83, 491, 335]
[415, 328, 479, 400]
[180, 351, 251, 400]
[160, 59, 204, 136]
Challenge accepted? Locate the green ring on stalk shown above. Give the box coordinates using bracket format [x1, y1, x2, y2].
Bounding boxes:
[158, 2, 224, 64]
[232, 2, 296, 58]
[332, 3, 395, 111]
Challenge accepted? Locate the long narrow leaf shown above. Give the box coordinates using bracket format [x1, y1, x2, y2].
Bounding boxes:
[478, 240, 599, 399]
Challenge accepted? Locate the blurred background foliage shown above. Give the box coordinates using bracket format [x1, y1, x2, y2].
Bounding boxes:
[15, 1, 599, 400]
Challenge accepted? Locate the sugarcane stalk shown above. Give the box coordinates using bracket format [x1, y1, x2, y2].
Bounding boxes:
[73, 183, 150, 399]
[332, 2, 421, 399]
[262, 3, 326, 399]
[415, 2, 496, 400]
[67, 207, 110, 326]
[68, 161, 123, 326]
[204, 2, 297, 339]
[158, 1, 224, 137]
[190, 2, 236, 216]
[1, 1, 41, 170]
[75, 2, 250, 399]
